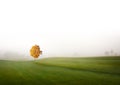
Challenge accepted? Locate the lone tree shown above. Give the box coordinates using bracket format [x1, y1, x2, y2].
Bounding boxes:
[30, 45, 42, 60]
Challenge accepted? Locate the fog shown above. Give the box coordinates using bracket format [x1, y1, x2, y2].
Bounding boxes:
[0, 0, 120, 60]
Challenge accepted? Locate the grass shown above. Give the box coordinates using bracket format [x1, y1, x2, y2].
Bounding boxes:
[0, 57, 120, 85]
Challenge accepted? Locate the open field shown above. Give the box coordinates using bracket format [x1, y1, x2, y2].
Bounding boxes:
[0, 57, 120, 85]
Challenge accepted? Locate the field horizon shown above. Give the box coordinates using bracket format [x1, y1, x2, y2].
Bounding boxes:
[0, 56, 120, 85]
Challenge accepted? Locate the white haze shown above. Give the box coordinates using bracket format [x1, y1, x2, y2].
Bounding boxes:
[0, 0, 120, 60]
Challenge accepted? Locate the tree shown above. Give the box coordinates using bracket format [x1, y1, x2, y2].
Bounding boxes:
[30, 45, 42, 60]
[105, 51, 109, 56]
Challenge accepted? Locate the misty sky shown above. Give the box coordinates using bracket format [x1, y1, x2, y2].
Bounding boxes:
[0, 0, 120, 59]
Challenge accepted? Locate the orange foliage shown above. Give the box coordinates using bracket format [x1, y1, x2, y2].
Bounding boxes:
[30, 45, 42, 59]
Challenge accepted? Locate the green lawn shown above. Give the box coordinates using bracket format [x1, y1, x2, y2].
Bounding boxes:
[0, 57, 120, 85]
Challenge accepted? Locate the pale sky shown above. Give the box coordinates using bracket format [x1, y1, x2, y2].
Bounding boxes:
[0, 0, 120, 59]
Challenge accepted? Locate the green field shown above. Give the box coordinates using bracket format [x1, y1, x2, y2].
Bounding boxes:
[0, 57, 120, 85]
